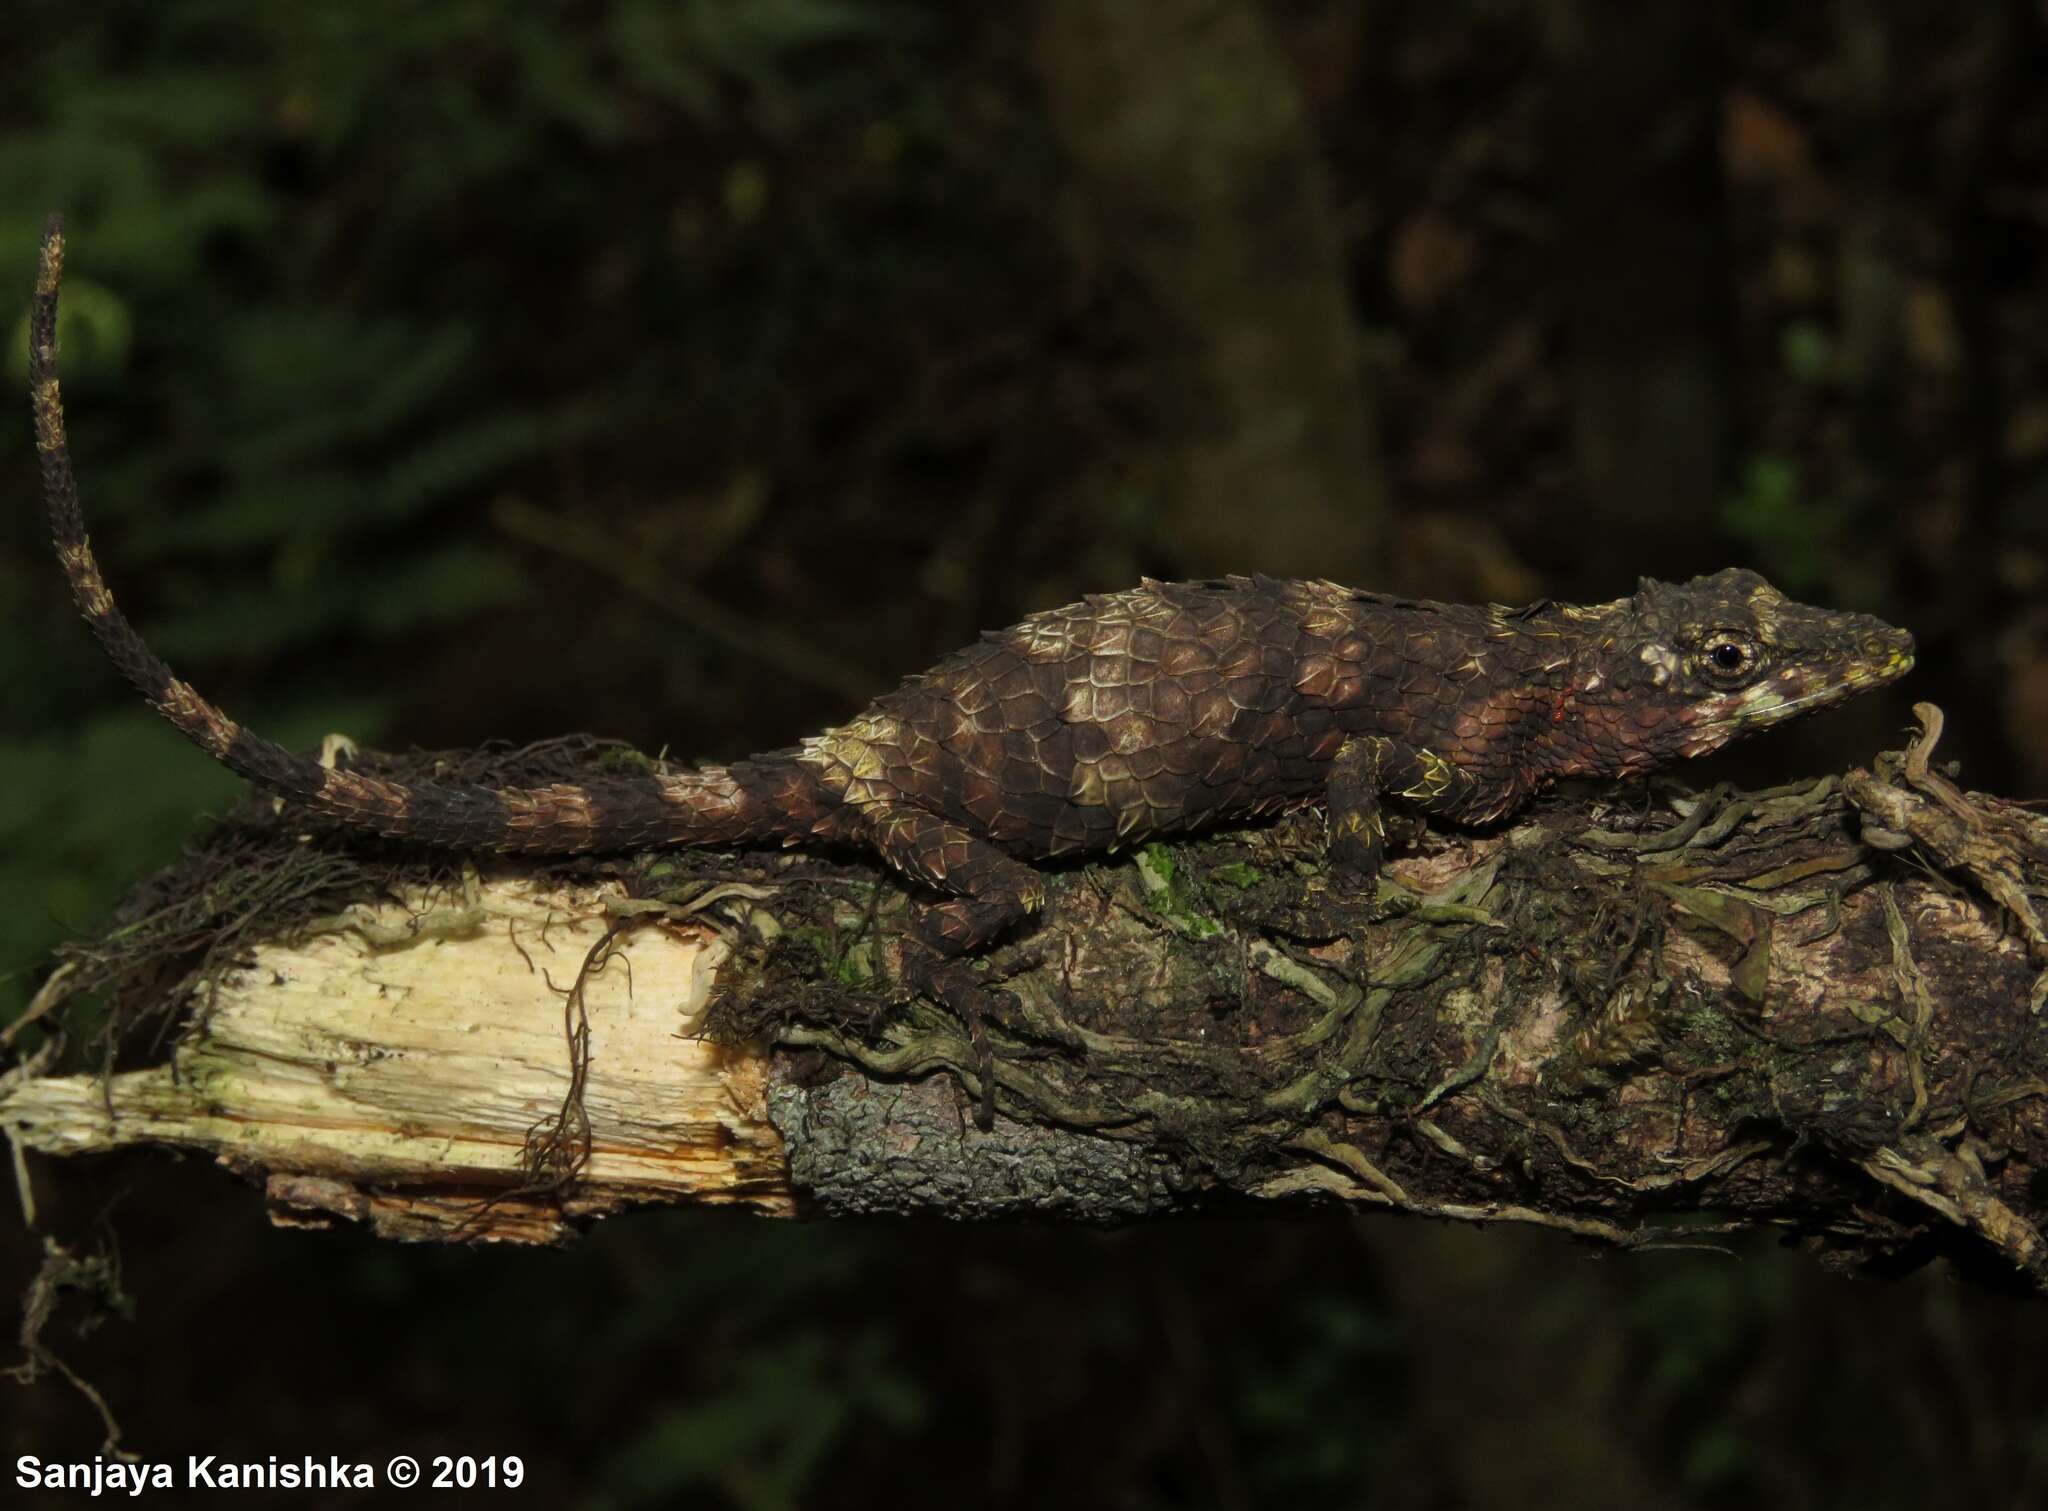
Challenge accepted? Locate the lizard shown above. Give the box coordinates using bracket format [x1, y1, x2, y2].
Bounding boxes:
[27, 215, 1917, 955]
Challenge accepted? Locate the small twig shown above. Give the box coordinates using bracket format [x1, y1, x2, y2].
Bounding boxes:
[0, 962, 77, 1051]
[9, 1239, 132, 1457]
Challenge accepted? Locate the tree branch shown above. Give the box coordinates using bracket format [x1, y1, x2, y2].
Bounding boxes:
[5, 707, 2045, 1289]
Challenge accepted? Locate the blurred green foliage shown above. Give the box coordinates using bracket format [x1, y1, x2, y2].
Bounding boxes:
[1234, 1290, 1404, 1490]
[0, 0, 940, 1021]
[1624, 1251, 1794, 1498]
[1720, 453, 1854, 600]
[597, 1328, 926, 1510]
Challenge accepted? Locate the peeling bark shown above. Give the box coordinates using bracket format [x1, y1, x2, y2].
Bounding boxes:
[4, 707, 2046, 1291]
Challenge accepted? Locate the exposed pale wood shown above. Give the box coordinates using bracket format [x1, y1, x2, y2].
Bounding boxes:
[2, 879, 793, 1242]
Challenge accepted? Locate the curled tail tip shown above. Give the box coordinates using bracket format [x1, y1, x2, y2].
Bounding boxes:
[31, 215, 68, 458]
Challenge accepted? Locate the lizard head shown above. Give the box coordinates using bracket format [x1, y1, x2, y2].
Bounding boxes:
[1551, 567, 1915, 775]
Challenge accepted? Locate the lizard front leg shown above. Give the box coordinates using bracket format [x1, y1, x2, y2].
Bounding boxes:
[1324, 735, 1440, 898]
[1326, 734, 1392, 885]
[860, 802, 1047, 954]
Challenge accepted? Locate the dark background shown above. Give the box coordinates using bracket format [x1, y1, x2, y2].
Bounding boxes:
[6, 2, 2048, 1506]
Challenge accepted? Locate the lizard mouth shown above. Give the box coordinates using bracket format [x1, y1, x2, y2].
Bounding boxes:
[1687, 630, 1908, 728]
[1681, 630, 1915, 750]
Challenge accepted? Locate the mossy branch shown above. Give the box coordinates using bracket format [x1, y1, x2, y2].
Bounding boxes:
[5, 707, 2047, 1291]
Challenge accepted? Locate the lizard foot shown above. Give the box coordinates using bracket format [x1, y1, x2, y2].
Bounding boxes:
[860, 800, 1044, 955]
[908, 894, 1033, 955]
[901, 949, 1021, 1130]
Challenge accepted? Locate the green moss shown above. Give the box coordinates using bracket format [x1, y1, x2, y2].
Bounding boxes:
[1136, 844, 1176, 890]
[1209, 861, 1262, 890]
[834, 940, 876, 988]
[1135, 844, 1224, 940]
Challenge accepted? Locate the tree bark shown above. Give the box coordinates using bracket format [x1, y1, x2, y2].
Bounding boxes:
[4, 707, 2045, 1290]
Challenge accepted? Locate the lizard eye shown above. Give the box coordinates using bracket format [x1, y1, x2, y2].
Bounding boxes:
[1701, 633, 1759, 681]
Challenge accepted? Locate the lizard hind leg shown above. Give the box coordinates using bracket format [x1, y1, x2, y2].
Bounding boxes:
[859, 802, 1046, 954]
[858, 800, 1047, 1129]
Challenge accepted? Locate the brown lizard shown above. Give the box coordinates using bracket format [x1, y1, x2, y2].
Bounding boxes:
[28, 216, 1916, 954]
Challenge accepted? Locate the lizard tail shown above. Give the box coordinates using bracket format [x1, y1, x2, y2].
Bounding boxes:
[29, 214, 826, 856]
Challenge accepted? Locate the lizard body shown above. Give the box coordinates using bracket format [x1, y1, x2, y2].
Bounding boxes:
[28, 218, 1916, 951]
